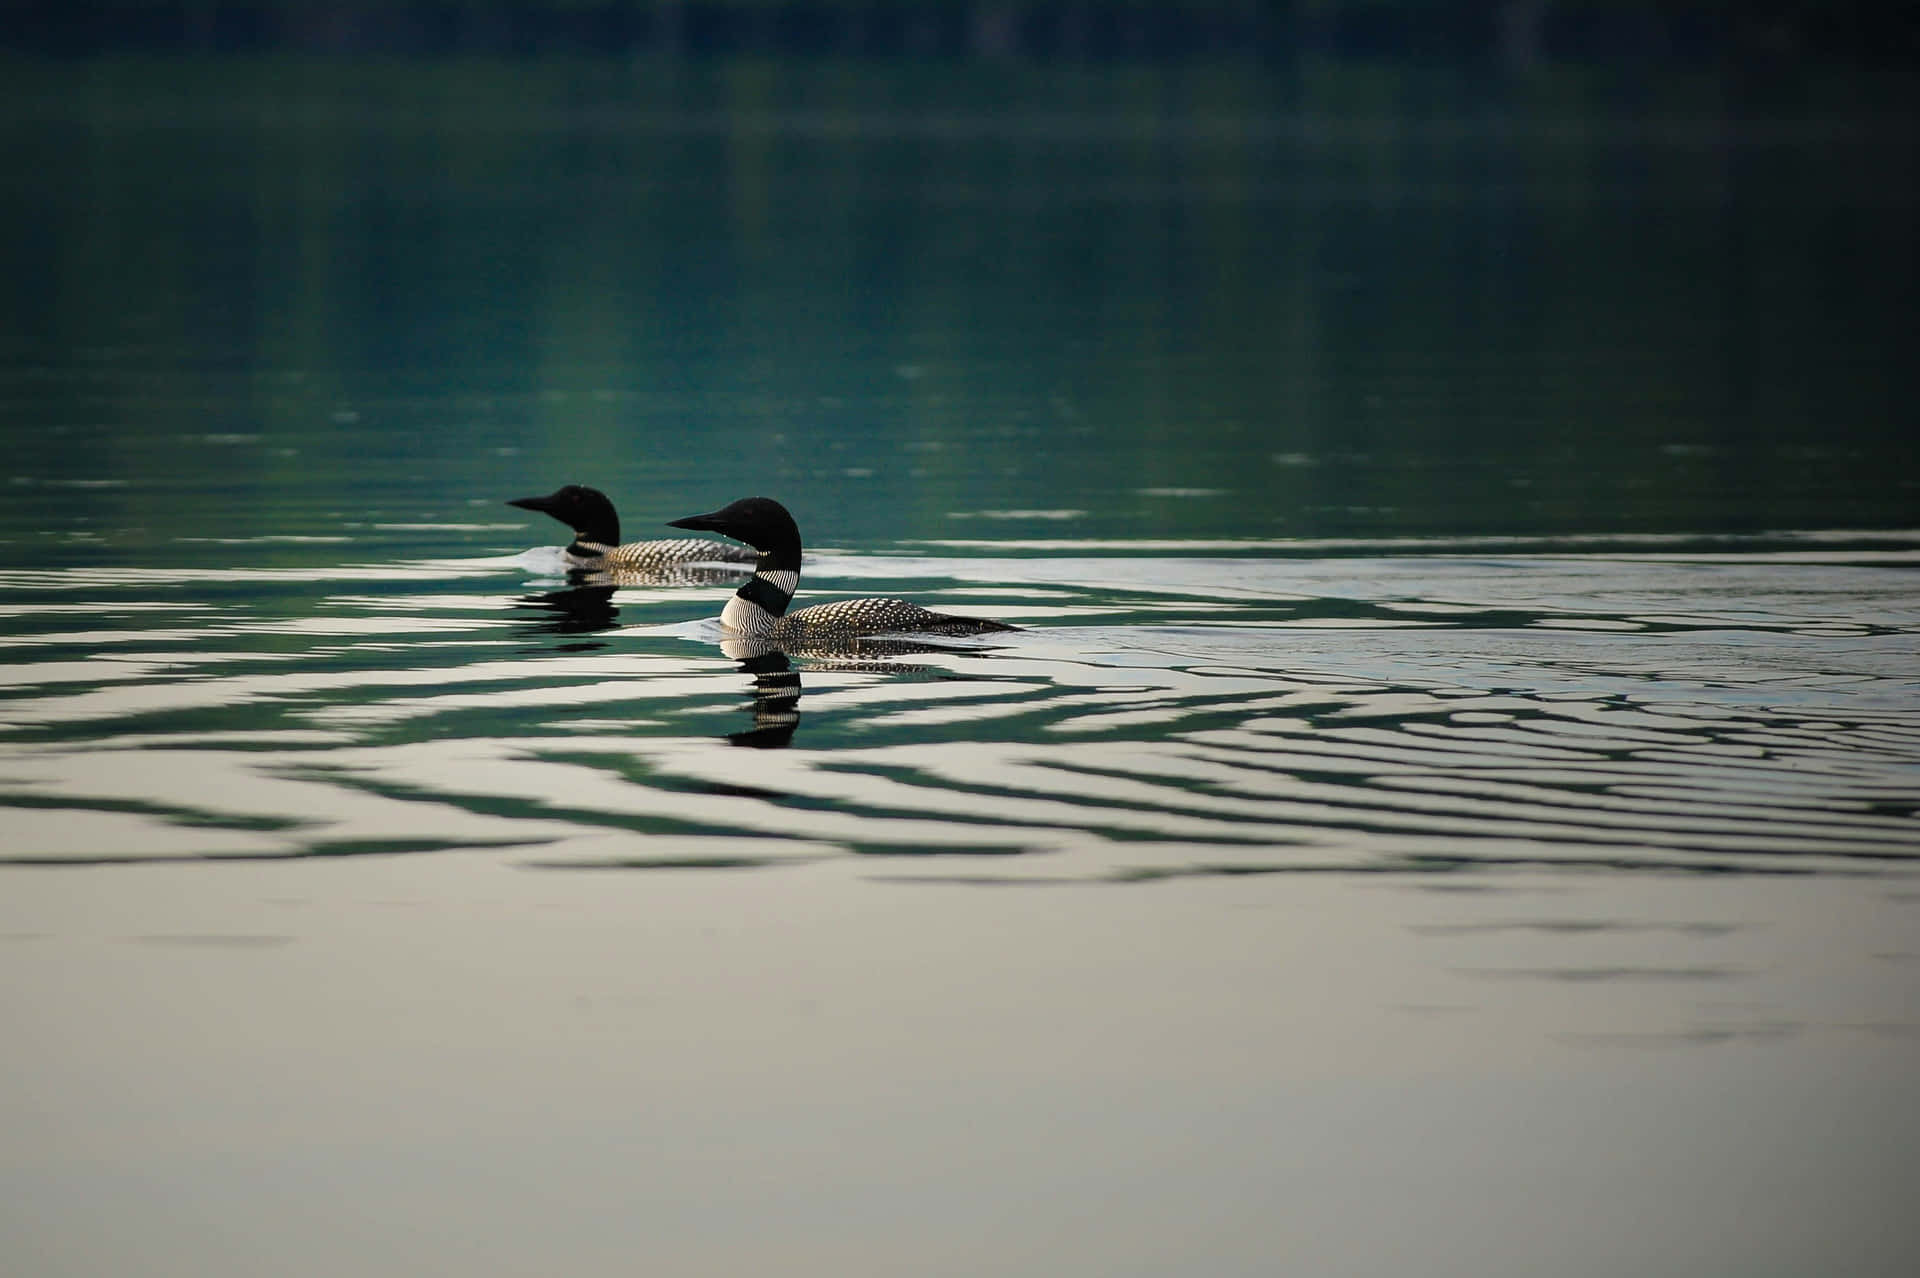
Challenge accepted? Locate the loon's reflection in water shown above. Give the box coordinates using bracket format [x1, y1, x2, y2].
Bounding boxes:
[511, 557, 759, 647]
[716, 632, 1019, 748]
[729, 649, 803, 748]
[511, 585, 620, 647]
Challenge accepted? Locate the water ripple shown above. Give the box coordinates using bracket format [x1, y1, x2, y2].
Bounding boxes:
[0, 553, 1915, 882]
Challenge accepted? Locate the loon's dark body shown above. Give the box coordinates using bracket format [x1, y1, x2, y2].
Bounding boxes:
[510, 486, 755, 578]
[667, 496, 1016, 644]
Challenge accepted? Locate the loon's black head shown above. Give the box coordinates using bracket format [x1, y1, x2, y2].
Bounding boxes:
[668, 496, 802, 569]
[509, 485, 620, 546]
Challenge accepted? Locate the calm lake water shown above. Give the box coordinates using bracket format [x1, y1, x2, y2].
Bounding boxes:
[3, 56, 1918, 1277]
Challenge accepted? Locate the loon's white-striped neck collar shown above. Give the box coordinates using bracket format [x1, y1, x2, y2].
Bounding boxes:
[568, 538, 611, 562]
[720, 568, 800, 636]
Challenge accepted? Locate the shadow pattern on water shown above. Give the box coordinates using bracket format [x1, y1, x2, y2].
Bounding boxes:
[2, 544, 1917, 885]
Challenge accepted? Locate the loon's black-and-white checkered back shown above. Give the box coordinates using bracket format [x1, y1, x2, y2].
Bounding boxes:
[582, 537, 755, 570]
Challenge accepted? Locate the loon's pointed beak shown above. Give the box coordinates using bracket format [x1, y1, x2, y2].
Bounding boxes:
[508, 493, 556, 514]
[666, 508, 728, 534]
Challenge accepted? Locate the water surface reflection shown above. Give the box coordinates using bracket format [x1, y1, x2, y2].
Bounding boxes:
[513, 585, 620, 642]
[731, 649, 802, 749]
[9, 546, 1913, 881]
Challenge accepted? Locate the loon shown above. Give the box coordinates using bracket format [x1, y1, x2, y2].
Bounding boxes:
[509, 485, 756, 575]
[667, 496, 1017, 644]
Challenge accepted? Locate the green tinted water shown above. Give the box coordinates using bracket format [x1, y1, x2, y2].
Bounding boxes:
[6, 57, 1915, 556]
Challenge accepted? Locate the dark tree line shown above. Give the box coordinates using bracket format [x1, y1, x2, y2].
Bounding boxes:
[5, 2, 1915, 67]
